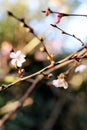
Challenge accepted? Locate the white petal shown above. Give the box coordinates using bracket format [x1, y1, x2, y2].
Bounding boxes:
[16, 50, 22, 56]
[17, 57, 26, 64]
[52, 79, 64, 88]
[20, 53, 26, 58]
[21, 58, 26, 63]
[11, 59, 17, 66]
[10, 52, 16, 58]
[52, 79, 59, 87]
[63, 82, 68, 89]
[53, 79, 68, 89]
[19, 55, 25, 60]
[75, 64, 87, 73]
[16, 60, 22, 67]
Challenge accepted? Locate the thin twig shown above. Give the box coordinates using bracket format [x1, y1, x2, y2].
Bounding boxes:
[42, 9, 87, 17]
[0, 45, 87, 92]
[0, 58, 75, 127]
[51, 24, 85, 46]
[7, 11, 52, 62]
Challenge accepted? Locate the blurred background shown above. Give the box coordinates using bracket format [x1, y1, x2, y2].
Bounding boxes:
[0, 0, 87, 130]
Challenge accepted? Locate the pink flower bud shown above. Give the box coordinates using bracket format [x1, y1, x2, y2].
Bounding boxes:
[54, 13, 63, 24]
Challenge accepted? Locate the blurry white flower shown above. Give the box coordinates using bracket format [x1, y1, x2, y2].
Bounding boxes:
[10, 50, 26, 67]
[52, 78, 68, 89]
[75, 64, 87, 73]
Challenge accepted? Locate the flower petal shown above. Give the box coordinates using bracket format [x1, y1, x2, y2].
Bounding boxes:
[10, 52, 16, 58]
[16, 60, 22, 67]
[52, 79, 59, 87]
[16, 50, 21, 56]
[20, 53, 26, 58]
[11, 59, 17, 66]
[21, 58, 26, 63]
[75, 64, 87, 73]
[63, 82, 68, 89]
[52, 78, 68, 89]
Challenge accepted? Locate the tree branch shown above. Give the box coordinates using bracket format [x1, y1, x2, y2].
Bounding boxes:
[51, 24, 85, 46]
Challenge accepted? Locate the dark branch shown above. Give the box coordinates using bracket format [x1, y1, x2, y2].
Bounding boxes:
[51, 24, 85, 46]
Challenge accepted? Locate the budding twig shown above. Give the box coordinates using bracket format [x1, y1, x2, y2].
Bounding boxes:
[42, 8, 87, 17]
[7, 11, 52, 63]
[1, 45, 87, 92]
[0, 11, 86, 93]
[51, 24, 85, 46]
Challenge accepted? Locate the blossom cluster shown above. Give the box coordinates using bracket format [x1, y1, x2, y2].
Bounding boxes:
[52, 64, 87, 89]
[9, 50, 87, 89]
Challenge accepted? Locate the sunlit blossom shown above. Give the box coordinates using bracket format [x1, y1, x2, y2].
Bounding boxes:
[52, 78, 68, 89]
[10, 50, 26, 67]
[75, 64, 87, 73]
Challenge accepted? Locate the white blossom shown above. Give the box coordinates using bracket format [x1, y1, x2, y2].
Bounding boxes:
[52, 78, 68, 89]
[75, 64, 87, 73]
[10, 50, 26, 67]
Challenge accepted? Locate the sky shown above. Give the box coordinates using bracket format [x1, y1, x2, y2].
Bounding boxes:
[66, 3, 87, 51]
[0, 0, 87, 53]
